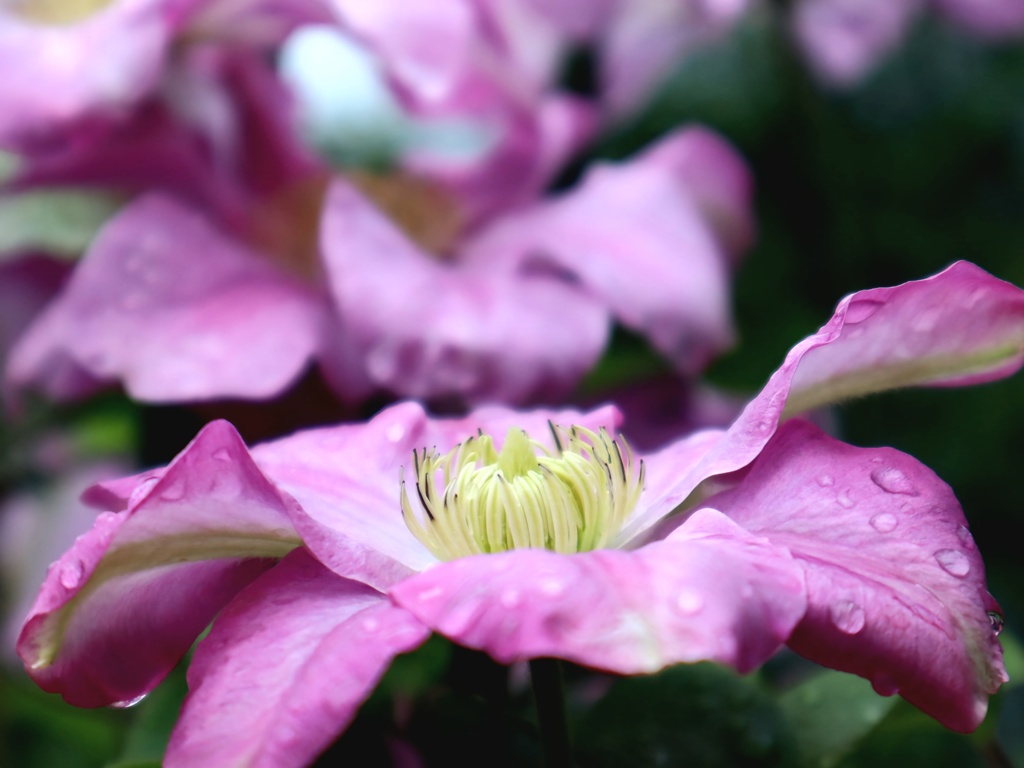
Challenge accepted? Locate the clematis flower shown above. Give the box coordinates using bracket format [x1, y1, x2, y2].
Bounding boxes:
[18, 261, 1020, 764]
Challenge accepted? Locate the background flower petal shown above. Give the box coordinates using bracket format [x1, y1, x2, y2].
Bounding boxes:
[319, 180, 609, 405]
[7, 195, 326, 402]
[166, 548, 429, 768]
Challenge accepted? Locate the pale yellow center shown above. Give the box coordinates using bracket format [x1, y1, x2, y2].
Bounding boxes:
[6, 0, 114, 25]
[401, 423, 645, 561]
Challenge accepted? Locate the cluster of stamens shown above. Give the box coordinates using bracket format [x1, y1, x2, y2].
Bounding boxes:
[400, 422, 645, 561]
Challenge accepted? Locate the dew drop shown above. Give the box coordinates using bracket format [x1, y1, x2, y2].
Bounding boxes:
[110, 693, 147, 709]
[830, 600, 866, 634]
[676, 588, 704, 615]
[361, 617, 379, 633]
[212, 448, 232, 462]
[871, 674, 899, 697]
[869, 466, 918, 496]
[59, 560, 84, 590]
[96, 511, 119, 525]
[386, 422, 406, 443]
[934, 549, 971, 578]
[366, 344, 402, 383]
[816, 474, 835, 488]
[964, 287, 989, 309]
[957, 525, 976, 551]
[869, 512, 899, 533]
[159, 478, 186, 502]
[911, 308, 941, 333]
[540, 578, 566, 597]
[417, 586, 443, 602]
[836, 490, 855, 509]
[988, 611, 1005, 636]
[845, 299, 884, 324]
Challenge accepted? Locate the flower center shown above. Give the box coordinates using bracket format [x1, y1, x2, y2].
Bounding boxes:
[6, 0, 113, 25]
[349, 170, 463, 257]
[401, 424, 645, 561]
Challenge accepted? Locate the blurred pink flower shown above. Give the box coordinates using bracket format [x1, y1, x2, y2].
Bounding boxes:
[5, 1, 753, 408]
[18, 262, 1020, 765]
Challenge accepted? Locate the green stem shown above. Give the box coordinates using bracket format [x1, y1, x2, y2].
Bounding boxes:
[529, 658, 571, 767]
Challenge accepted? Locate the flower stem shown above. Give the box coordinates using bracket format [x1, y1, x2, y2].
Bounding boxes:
[529, 658, 571, 767]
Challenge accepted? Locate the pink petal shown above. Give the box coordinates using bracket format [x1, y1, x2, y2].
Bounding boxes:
[709, 419, 1007, 732]
[18, 421, 301, 707]
[624, 261, 1024, 542]
[466, 127, 740, 374]
[600, 0, 752, 115]
[792, 0, 922, 86]
[0, 0, 175, 151]
[166, 549, 429, 768]
[391, 508, 805, 675]
[938, 0, 1024, 37]
[318, 180, 609, 405]
[252, 401, 625, 589]
[7, 195, 326, 402]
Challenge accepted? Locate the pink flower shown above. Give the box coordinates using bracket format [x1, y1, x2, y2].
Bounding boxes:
[6, 3, 753, 408]
[18, 262, 1020, 765]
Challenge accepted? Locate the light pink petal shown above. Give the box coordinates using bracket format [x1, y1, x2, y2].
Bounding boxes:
[707, 419, 1007, 732]
[792, 0, 922, 86]
[601, 0, 752, 115]
[466, 126, 739, 374]
[7, 195, 326, 402]
[938, 0, 1024, 37]
[18, 420, 301, 706]
[620, 261, 1024, 541]
[391, 508, 806, 674]
[167, 549, 429, 768]
[0, 0, 176, 151]
[331, 0, 474, 103]
[252, 401, 624, 590]
[319, 180, 609, 405]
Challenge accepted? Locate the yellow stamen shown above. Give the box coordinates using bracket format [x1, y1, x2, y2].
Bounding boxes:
[401, 423, 645, 561]
[7, 0, 113, 25]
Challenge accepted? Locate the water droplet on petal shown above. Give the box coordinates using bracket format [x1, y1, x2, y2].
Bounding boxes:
[501, 588, 521, 608]
[386, 423, 406, 443]
[830, 600, 866, 634]
[417, 586, 443, 602]
[110, 693, 147, 709]
[361, 617, 379, 633]
[845, 299, 884, 324]
[869, 513, 899, 533]
[911, 308, 941, 333]
[871, 674, 899, 697]
[816, 474, 835, 488]
[59, 560, 84, 589]
[212, 448, 232, 462]
[366, 343, 403, 383]
[988, 611, 1005, 636]
[964, 287, 989, 309]
[160, 478, 186, 502]
[836, 490, 856, 509]
[540, 578, 565, 597]
[676, 588, 704, 615]
[935, 549, 971, 578]
[957, 525, 976, 550]
[96, 511, 119, 525]
[870, 466, 918, 496]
